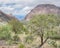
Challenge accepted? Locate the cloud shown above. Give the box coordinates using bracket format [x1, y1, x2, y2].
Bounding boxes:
[20, 6, 33, 14]
[13, 6, 33, 16]
[0, 6, 14, 11]
[0, 0, 60, 17]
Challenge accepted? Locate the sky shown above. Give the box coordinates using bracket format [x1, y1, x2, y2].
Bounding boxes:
[0, 0, 60, 20]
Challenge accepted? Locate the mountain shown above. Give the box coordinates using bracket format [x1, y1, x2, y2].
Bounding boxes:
[25, 4, 60, 21]
[0, 11, 17, 23]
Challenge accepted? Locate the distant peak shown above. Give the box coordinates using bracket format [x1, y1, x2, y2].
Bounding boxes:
[36, 4, 56, 8]
[25, 4, 60, 21]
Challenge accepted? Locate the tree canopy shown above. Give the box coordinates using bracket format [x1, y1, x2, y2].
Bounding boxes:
[28, 14, 60, 48]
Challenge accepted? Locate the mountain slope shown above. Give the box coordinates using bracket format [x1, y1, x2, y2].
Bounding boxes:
[0, 11, 17, 22]
[25, 4, 60, 21]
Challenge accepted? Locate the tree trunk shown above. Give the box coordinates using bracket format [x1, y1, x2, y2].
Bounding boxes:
[38, 37, 49, 48]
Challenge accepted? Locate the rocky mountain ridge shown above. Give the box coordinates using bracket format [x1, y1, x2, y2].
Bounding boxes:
[0, 11, 17, 23]
[25, 4, 60, 21]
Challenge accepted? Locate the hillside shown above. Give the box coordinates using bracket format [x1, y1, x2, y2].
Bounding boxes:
[0, 11, 17, 23]
[25, 4, 60, 21]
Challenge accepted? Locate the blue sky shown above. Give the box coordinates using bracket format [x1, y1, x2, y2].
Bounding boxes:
[0, 0, 60, 20]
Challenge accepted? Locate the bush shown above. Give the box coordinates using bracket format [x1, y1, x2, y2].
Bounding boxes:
[19, 43, 25, 48]
[0, 24, 12, 40]
[9, 19, 26, 34]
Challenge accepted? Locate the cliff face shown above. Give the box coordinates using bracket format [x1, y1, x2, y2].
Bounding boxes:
[25, 4, 60, 21]
[0, 11, 16, 22]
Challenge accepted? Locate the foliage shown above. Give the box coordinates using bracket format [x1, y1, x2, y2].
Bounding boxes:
[0, 14, 60, 48]
[19, 43, 25, 48]
[13, 34, 20, 41]
[9, 19, 28, 34]
[25, 35, 34, 44]
[0, 23, 21, 45]
[28, 14, 60, 48]
[0, 24, 12, 40]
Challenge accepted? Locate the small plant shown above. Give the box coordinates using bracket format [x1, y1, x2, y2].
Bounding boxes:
[13, 34, 20, 41]
[19, 43, 25, 48]
[25, 35, 33, 44]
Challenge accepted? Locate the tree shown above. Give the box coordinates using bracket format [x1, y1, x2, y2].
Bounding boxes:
[8, 19, 27, 34]
[28, 14, 60, 48]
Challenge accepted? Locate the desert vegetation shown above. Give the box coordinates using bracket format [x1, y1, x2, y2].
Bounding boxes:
[0, 14, 60, 48]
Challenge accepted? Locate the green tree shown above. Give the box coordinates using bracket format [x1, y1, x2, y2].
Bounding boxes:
[9, 19, 27, 34]
[28, 14, 60, 48]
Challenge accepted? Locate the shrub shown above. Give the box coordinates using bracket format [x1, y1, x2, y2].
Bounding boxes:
[0, 24, 12, 40]
[19, 43, 25, 48]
